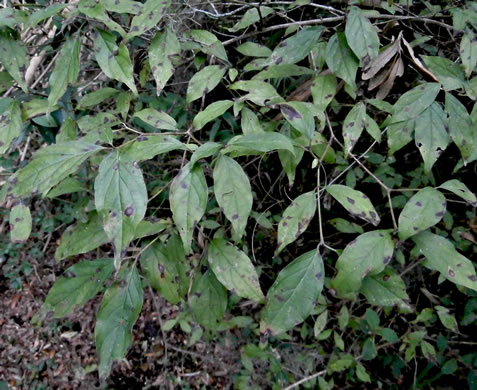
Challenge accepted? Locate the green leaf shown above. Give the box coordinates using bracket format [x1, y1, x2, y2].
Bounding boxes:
[331, 230, 394, 298]
[223, 132, 295, 156]
[79, 0, 126, 36]
[260, 250, 324, 335]
[133, 218, 170, 239]
[252, 64, 315, 80]
[169, 162, 208, 254]
[55, 213, 109, 261]
[189, 270, 227, 330]
[94, 29, 137, 95]
[345, 7, 379, 66]
[342, 102, 366, 154]
[187, 29, 229, 63]
[46, 177, 85, 198]
[13, 140, 103, 197]
[133, 108, 178, 131]
[192, 100, 233, 130]
[389, 83, 440, 124]
[187, 65, 226, 103]
[413, 231, 477, 291]
[101, 0, 142, 14]
[0, 8, 27, 28]
[208, 238, 264, 302]
[236, 42, 272, 57]
[436, 306, 458, 332]
[356, 363, 371, 383]
[148, 28, 180, 96]
[326, 184, 380, 226]
[445, 92, 477, 164]
[360, 268, 412, 311]
[387, 119, 415, 155]
[329, 218, 364, 234]
[77, 87, 119, 109]
[228, 6, 274, 32]
[126, 0, 171, 39]
[414, 102, 449, 173]
[77, 113, 119, 134]
[276, 191, 316, 255]
[240, 107, 264, 135]
[422, 56, 465, 91]
[460, 33, 477, 78]
[264, 26, 324, 66]
[26, 4, 68, 28]
[280, 102, 315, 140]
[94, 152, 148, 264]
[314, 310, 328, 338]
[95, 265, 143, 379]
[0, 100, 22, 155]
[190, 142, 222, 165]
[48, 36, 81, 109]
[213, 155, 253, 241]
[438, 179, 477, 207]
[326, 32, 359, 90]
[362, 338, 377, 361]
[0, 30, 28, 92]
[398, 187, 446, 240]
[122, 135, 187, 161]
[311, 74, 337, 113]
[9, 203, 32, 243]
[229, 80, 284, 106]
[365, 308, 380, 330]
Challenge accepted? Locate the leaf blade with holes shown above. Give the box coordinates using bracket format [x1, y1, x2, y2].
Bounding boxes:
[398, 187, 446, 240]
[345, 7, 379, 66]
[9, 203, 32, 243]
[169, 162, 208, 254]
[413, 232, 477, 291]
[208, 238, 264, 303]
[0, 100, 22, 155]
[187, 65, 226, 103]
[326, 184, 380, 226]
[213, 155, 253, 241]
[276, 191, 316, 255]
[331, 230, 394, 298]
[260, 250, 324, 335]
[95, 265, 143, 379]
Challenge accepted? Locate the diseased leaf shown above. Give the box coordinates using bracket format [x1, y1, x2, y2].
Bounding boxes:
[94, 29, 137, 95]
[228, 6, 274, 32]
[326, 32, 359, 90]
[387, 119, 415, 155]
[187, 65, 226, 103]
[331, 230, 395, 298]
[460, 32, 477, 78]
[414, 102, 450, 173]
[48, 36, 81, 109]
[149, 28, 181, 96]
[122, 135, 187, 161]
[223, 132, 295, 156]
[236, 42, 272, 57]
[193, 100, 233, 130]
[252, 64, 315, 80]
[280, 102, 315, 140]
[77, 87, 119, 109]
[260, 250, 324, 335]
[126, 0, 171, 39]
[342, 102, 366, 154]
[78, 0, 126, 36]
[208, 238, 264, 302]
[229, 80, 284, 106]
[240, 107, 264, 135]
[398, 187, 446, 241]
[9, 203, 32, 243]
[169, 162, 208, 254]
[133, 218, 170, 240]
[360, 268, 412, 311]
[46, 177, 85, 198]
[133, 108, 177, 131]
[413, 232, 477, 291]
[213, 156, 253, 241]
[422, 56, 465, 91]
[438, 179, 477, 206]
[102, 0, 142, 14]
[326, 184, 380, 226]
[26, 4, 68, 28]
[55, 213, 109, 261]
[188, 30, 228, 63]
[389, 83, 440, 124]
[345, 7, 380, 66]
[0, 100, 22, 155]
[190, 142, 222, 165]
[41, 259, 114, 318]
[95, 265, 143, 378]
[276, 191, 316, 255]
[0, 30, 28, 92]
[311, 74, 337, 113]
[189, 271, 227, 330]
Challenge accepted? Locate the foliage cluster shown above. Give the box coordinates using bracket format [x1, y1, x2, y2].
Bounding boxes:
[1, 0, 477, 388]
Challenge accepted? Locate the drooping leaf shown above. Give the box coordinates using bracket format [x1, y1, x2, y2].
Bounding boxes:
[223, 132, 295, 156]
[280, 102, 315, 140]
[422, 56, 465, 91]
[133, 108, 178, 131]
[228, 6, 274, 32]
[413, 232, 477, 291]
[389, 83, 440, 124]
[345, 7, 380, 66]
[332, 230, 394, 298]
[360, 268, 412, 311]
[148, 28, 181, 96]
[126, 0, 171, 39]
[229, 80, 284, 106]
[438, 179, 477, 206]
[48, 36, 81, 109]
[260, 250, 324, 335]
[121, 135, 187, 161]
[326, 32, 359, 90]
[55, 213, 109, 261]
[326, 184, 380, 226]
[460, 32, 477, 78]
[77, 87, 120, 109]
[0, 100, 22, 155]
[95, 265, 143, 378]
[12, 140, 103, 197]
[414, 102, 449, 173]
[94, 151, 148, 265]
[169, 162, 208, 254]
[186, 65, 226, 103]
[208, 238, 264, 302]
[192, 100, 234, 130]
[9, 203, 32, 243]
[213, 155, 253, 241]
[189, 271, 227, 330]
[398, 187, 446, 241]
[0, 30, 28, 92]
[276, 191, 316, 255]
[94, 29, 137, 95]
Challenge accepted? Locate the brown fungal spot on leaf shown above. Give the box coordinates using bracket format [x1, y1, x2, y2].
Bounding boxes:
[413, 226, 419, 231]
[282, 221, 288, 227]
[416, 201, 423, 207]
[275, 57, 283, 65]
[158, 264, 165, 278]
[346, 196, 355, 204]
[468, 275, 477, 281]
[369, 211, 377, 220]
[14, 217, 23, 222]
[137, 135, 148, 142]
[124, 206, 134, 216]
[275, 295, 285, 302]
[286, 216, 293, 220]
[383, 256, 391, 264]
[448, 268, 456, 278]
[435, 211, 444, 217]
[113, 162, 119, 170]
[382, 275, 390, 281]
[281, 104, 302, 120]
[315, 272, 323, 279]
[180, 181, 188, 189]
[131, 26, 140, 32]
[232, 214, 239, 220]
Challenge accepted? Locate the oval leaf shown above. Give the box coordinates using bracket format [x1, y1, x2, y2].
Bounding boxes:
[193, 100, 233, 130]
[187, 65, 226, 103]
[438, 179, 477, 207]
[345, 7, 379, 66]
[9, 203, 32, 243]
